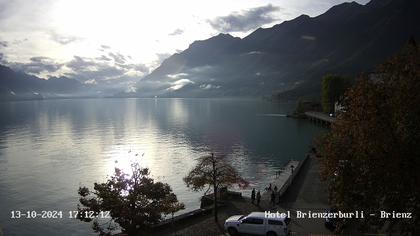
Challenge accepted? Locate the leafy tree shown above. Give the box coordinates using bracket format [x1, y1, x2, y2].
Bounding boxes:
[295, 98, 305, 114]
[77, 163, 184, 235]
[320, 40, 420, 234]
[184, 153, 248, 222]
[321, 74, 352, 113]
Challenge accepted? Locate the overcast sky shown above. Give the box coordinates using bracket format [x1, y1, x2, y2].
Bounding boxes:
[0, 0, 369, 87]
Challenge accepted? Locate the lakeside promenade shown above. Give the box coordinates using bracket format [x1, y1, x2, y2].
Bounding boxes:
[261, 159, 301, 205]
[155, 153, 331, 236]
[305, 111, 336, 126]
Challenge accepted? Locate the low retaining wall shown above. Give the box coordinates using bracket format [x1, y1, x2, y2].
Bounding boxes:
[278, 154, 309, 197]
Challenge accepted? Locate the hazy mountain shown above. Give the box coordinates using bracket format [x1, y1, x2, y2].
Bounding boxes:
[137, 0, 420, 99]
[0, 64, 87, 101]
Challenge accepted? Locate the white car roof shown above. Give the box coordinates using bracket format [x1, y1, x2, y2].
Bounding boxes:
[247, 212, 286, 220]
[248, 212, 266, 218]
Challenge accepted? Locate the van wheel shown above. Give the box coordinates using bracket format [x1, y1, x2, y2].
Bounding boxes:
[266, 232, 277, 236]
[227, 227, 238, 236]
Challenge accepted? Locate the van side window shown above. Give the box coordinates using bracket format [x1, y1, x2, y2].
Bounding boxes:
[242, 218, 253, 224]
[268, 220, 283, 225]
[253, 218, 264, 224]
[242, 217, 264, 224]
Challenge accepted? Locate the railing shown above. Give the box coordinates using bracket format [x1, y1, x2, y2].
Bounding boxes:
[278, 154, 310, 197]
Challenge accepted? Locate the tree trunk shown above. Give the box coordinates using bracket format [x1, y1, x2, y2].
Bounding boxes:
[212, 153, 218, 222]
[213, 183, 218, 222]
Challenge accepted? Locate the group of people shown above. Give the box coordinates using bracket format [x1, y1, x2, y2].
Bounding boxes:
[267, 183, 281, 206]
[250, 188, 261, 205]
[250, 183, 281, 206]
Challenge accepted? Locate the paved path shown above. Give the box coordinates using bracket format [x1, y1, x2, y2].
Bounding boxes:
[261, 159, 300, 203]
[305, 111, 336, 124]
[278, 155, 331, 236]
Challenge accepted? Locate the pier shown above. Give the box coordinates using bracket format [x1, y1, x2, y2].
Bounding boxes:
[305, 111, 336, 126]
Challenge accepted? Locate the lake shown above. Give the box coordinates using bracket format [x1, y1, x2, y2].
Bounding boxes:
[0, 98, 325, 235]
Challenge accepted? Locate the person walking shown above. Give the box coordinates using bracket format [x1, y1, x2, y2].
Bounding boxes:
[251, 188, 256, 204]
[274, 185, 278, 192]
[270, 191, 275, 206]
[256, 190, 261, 206]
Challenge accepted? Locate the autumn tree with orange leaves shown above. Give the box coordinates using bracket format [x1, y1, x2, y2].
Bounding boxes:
[184, 153, 248, 222]
[320, 39, 420, 234]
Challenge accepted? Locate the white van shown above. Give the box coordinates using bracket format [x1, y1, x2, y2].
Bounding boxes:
[224, 212, 290, 236]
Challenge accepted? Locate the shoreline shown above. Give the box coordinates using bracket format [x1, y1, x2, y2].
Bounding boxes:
[151, 152, 329, 236]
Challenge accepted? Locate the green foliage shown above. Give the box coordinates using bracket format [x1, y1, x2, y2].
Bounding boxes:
[295, 98, 305, 114]
[321, 75, 352, 113]
[184, 153, 248, 222]
[320, 41, 420, 234]
[77, 163, 184, 235]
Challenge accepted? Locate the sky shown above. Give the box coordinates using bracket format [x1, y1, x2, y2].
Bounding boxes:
[0, 0, 370, 89]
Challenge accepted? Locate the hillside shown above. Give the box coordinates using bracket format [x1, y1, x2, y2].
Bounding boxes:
[0, 64, 86, 101]
[137, 0, 420, 99]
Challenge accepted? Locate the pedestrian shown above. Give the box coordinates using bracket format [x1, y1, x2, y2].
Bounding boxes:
[251, 188, 256, 204]
[274, 185, 278, 192]
[268, 183, 272, 191]
[270, 191, 275, 206]
[256, 191, 261, 205]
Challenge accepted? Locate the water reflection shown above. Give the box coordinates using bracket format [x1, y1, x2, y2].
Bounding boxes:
[0, 98, 324, 235]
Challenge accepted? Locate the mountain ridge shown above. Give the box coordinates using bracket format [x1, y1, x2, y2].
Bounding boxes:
[0, 64, 89, 101]
[137, 0, 420, 99]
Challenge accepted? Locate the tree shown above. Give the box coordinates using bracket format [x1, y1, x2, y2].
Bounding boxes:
[295, 98, 306, 115]
[77, 163, 184, 235]
[319, 40, 420, 234]
[183, 153, 248, 222]
[321, 75, 352, 113]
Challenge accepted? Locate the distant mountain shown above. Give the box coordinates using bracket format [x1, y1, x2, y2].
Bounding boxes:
[137, 0, 420, 99]
[0, 64, 86, 101]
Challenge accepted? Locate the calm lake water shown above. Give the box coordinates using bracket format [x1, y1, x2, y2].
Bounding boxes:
[0, 98, 325, 235]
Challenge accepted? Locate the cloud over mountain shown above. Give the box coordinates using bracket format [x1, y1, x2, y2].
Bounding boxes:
[169, 28, 184, 36]
[208, 4, 281, 32]
[8, 56, 63, 74]
[64, 55, 149, 87]
[49, 32, 82, 45]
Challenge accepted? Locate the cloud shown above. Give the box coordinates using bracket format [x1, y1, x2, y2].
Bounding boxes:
[117, 63, 149, 73]
[66, 56, 98, 71]
[241, 51, 264, 56]
[167, 79, 194, 91]
[169, 28, 184, 36]
[301, 35, 316, 41]
[49, 32, 82, 45]
[96, 55, 112, 61]
[12, 38, 28, 45]
[0, 40, 8, 48]
[8, 56, 63, 74]
[167, 73, 188, 79]
[208, 4, 281, 32]
[154, 53, 171, 66]
[84, 79, 97, 85]
[108, 52, 127, 64]
[65, 56, 127, 82]
[101, 45, 111, 50]
[200, 84, 221, 90]
[64, 55, 149, 86]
